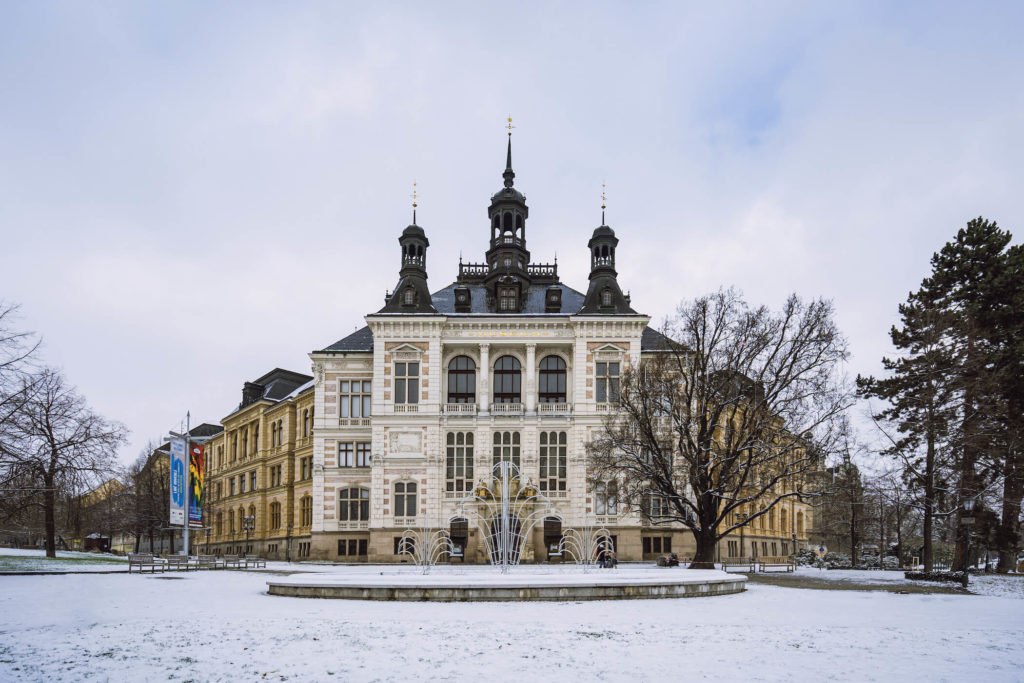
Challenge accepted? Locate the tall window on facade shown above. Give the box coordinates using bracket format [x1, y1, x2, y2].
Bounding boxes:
[645, 494, 669, 519]
[394, 363, 419, 404]
[446, 432, 474, 492]
[499, 287, 517, 311]
[539, 431, 567, 491]
[270, 424, 277, 448]
[249, 471, 257, 491]
[492, 432, 521, 466]
[780, 508, 788, 532]
[302, 409, 310, 436]
[493, 356, 521, 403]
[300, 496, 313, 527]
[216, 512, 223, 536]
[269, 502, 282, 530]
[248, 505, 256, 527]
[595, 481, 618, 516]
[394, 482, 417, 517]
[236, 508, 243, 532]
[238, 474, 245, 494]
[253, 425, 259, 454]
[340, 380, 372, 417]
[596, 362, 620, 403]
[797, 511, 804, 534]
[338, 488, 369, 521]
[447, 356, 476, 403]
[242, 429, 248, 458]
[276, 420, 284, 445]
[338, 442, 370, 467]
[229, 478, 236, 496]
[356, 443, 371, 467]
[538, 356, 567, 403]
[232, 437, 238, 461]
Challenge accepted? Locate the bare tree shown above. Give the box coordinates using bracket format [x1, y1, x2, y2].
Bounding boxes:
[590, 289, 852, 568]
[0, 368, 127, 557]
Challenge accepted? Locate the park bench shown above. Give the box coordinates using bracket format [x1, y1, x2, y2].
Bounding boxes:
[720, 558, 757, 572]
[758, 556, 795, 572]
[243, 556, 267, 569]
[163, 555, 196, 571]
[222, 554, 245, 568]
[127, 553, 165, 574]
[196, 555, 224, 570]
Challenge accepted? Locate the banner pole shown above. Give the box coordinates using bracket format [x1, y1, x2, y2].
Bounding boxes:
[183, 411, 190, 557]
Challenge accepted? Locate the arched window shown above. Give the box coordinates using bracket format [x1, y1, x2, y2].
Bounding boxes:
[237, 508, 244, 532]
[447, 356, 476, 403]
[797, 511, 805, 535]
[339, 488, 369, 522]
[493, 356, 521, 403]
[601, 289, 613, 306]
[780, 508, 788, 532]
[498, 286, 517, 311]
[493, 431, 521, 466]
[539, 431, 567, 491]
[595, 481, 618, 516]
[269, 502, 282, 530]
[300, 495, 313, 527]
[446, 432, 474, 492]
[503, 212, 512, 231]
[394, 482, 417, 517]
[538, 356, 567, 403]
[403, 288, 415, 305]
[768, 508, 775, 531]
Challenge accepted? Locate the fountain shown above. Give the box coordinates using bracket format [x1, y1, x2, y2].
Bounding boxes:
[267, 459, 746, 601]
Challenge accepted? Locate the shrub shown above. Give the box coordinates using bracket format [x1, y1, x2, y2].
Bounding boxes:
[904, 570, 966, 583]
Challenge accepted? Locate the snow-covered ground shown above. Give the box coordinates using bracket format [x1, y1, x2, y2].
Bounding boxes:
[1, 565, 1023, 682]
[0, 548, 128, 573]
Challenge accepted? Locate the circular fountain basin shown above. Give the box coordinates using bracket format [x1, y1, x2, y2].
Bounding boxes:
[267, 567, 745, 602]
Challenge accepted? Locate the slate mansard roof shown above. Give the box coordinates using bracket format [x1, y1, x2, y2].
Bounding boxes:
[321, 302, 673, 355]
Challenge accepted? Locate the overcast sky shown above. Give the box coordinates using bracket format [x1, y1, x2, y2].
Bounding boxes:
[2, 1, 1022, 466]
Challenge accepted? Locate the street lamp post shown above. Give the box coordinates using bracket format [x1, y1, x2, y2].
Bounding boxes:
[961, 498, 976, 589]
[242, 515, 255, 558]
[286, 525, 293, 563]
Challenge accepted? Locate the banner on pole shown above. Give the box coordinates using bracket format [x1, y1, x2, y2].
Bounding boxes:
[189, 442, 205, 528]
[169, 438, 186, 526]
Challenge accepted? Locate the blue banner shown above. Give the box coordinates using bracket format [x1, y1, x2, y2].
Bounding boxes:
[169, 438, 186, 526]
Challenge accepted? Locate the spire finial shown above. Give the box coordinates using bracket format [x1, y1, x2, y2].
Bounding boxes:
[411, 180, 418, 224]
[601, 182, 607, 225]
[503, 116, 516, 188]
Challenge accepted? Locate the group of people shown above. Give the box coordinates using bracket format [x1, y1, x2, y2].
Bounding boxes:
[597, 547, 618, 569]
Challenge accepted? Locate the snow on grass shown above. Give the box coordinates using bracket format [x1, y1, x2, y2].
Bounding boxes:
[1, 568, 1022, 682]
[0, 549, 128, 572]
[969, 574, 1024, 600]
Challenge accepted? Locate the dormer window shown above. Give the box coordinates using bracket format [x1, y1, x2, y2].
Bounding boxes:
[601, 289, 613, 307]
[402, 289, 415, 305]
[499, 287, 517, 311]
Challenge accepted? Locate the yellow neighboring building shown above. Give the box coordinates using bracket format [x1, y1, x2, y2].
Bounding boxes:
[204, 369, 315, 560]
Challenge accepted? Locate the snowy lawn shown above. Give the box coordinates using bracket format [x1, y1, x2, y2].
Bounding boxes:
[1, 567, 1023, 682]
[0, 549, 128, 573]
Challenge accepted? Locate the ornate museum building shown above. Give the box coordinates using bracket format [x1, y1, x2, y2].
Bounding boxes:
[201, 139, 813, 563]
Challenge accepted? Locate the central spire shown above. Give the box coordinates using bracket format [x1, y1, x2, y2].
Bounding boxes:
[504, 115, 515, 188]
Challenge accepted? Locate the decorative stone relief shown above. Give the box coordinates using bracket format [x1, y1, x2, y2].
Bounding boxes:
[312, 362, 325, 387]
[388, 431, 423, 457]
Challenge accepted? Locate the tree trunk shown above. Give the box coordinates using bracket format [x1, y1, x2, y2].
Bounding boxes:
[850, 497, 859, 565]
[997, 454, 1023, 573]
[43, 474, 56, 558]
[923, 431, 935, 572]
[954, 333, 978, 569]
[689, 529, 717, 569]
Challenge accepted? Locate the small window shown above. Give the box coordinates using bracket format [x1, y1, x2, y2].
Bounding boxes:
[601, 289, 613, 306]
[596, 362, 620, 403]
[394, 362, 419, 404]
[403, 289, 415, 305]
[499, 287, 517, 311]
[394, 482, 418, 517]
